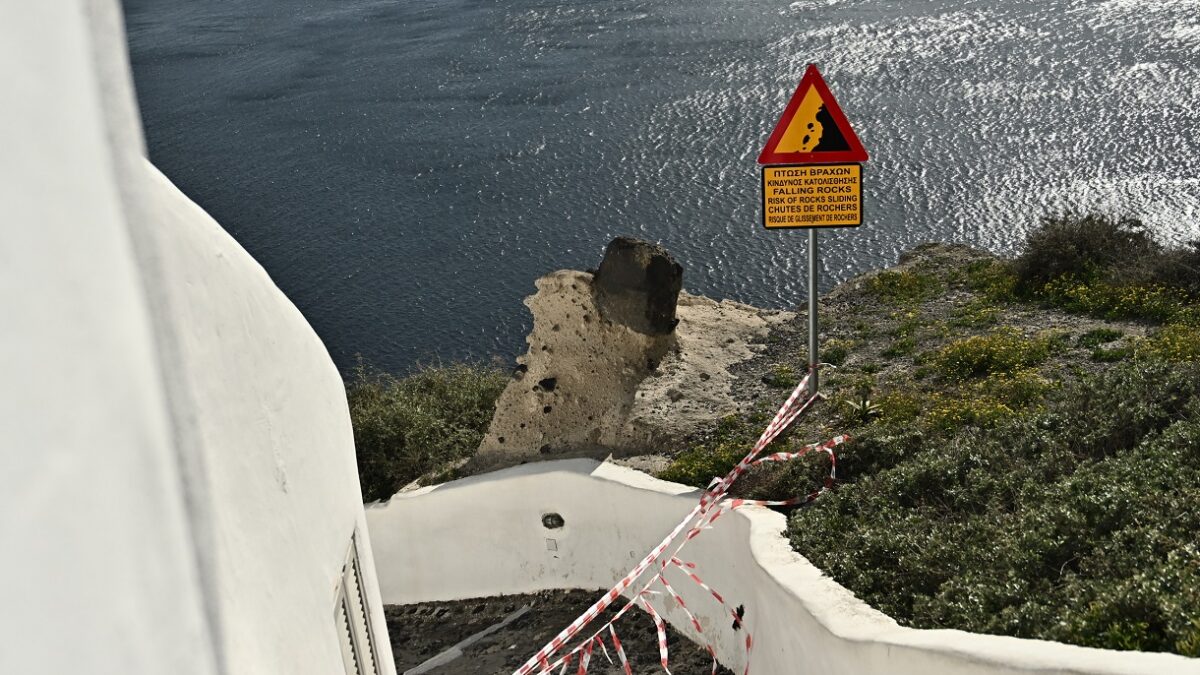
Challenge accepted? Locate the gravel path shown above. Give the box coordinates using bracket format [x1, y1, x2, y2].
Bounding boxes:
[387, 589, 735, 675]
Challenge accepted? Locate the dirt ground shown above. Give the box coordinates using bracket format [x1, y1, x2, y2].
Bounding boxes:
[387, 589, 735, 675]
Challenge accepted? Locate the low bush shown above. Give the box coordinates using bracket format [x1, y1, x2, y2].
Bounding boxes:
[1091, 346, 1132, 363]
[1040, 277, 1192, 324]
[762, 363, 799, 388]
[1013, 214, 1161, 289]
[789, 360, 1200, 655]
[1004, 213, 1199, 324]
[346, 362, 507, 502]
[822, 338, 854, 367]
[923, 393, 1014, 432]
[866, 269, 941, 303]
[974, 368, 1056, 408]
[965, 258, 1019, 302]
[659, 414, 762, 488]
[929, 329, 1053, 381]
[1077, 327, 1123, 348]
[1138, 324, 1200, 362]
[1151, 241, 1200, 296]
[950, 299, 1001, 327]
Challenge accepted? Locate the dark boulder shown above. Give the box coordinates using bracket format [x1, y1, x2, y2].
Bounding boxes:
[593, 237, 682, 335]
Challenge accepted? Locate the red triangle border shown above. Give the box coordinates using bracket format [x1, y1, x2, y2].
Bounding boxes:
[757, 64, 869, 165]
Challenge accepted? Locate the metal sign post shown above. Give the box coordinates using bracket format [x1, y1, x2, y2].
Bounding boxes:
[757, 64, 869, 397]
[807, 228, 819, 396]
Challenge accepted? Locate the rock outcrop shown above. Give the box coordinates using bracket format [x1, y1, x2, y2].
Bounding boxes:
[471, 238, 792, 471]
[593, 237, 683, 335]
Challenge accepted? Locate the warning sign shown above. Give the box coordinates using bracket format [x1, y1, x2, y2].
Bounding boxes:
[757, 65, 868, 165]
[762, 164, 862, 229]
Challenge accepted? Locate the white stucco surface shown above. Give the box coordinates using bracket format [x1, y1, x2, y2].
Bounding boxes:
[0, 3, 219, 673]
[140, 163, 396, 674]
[0, 2, 394, 673]
[367, 460, 1200, 675]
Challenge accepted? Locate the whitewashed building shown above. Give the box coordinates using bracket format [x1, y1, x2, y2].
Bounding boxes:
[0, 2, 394, 674]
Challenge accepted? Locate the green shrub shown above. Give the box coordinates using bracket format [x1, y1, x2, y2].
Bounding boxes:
[347, 362, 507, 502]
[1040, 277, 1191, 323]
[923, 393, 1014, 432]
[930, 329, 1052, 381]
[659, 414, 757, 487]
[881, 336, 916, 358]
[875, 390, 924, 425]
[1014, 213, 1160, 289]
[789, 360, 1200, 655]
[1092, 346, 1132, 362]
[866, 269, 941, 303]
[975, 369, 1056, 408]
[1149, 240, 1200, 296]
[965, 259, 1019, 302]
[822, 338, 854, 367]
[1138, 324, 1200, 361]
[1078, 327, 1123, 348]
[950, 299, 1001, 327]
[1179, 617, 1200, 657]
[763, 363, 799, 388]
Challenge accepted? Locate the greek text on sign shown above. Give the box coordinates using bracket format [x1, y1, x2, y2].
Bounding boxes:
[762, 164, 861, 229]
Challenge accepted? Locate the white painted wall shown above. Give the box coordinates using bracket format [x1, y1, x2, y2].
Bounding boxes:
[139, 162, 396, 675]
[367, 460, 1200, 675]
[0, 3, 219, 673]
[0, 2, 394, 673]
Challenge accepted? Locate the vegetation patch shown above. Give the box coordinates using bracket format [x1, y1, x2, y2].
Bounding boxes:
[1013, 213, 1161, 289]
[1138, 324, 1200, 362]
[928, 328, 1056, 381]
[347, 362, 507, 502]
[949, 298, 1001, 327]
[822, 338, 854, 367]
[1040, 277, 1192, 324]
[1077, 327, 1123, 348]
[964, 258, 1019, 302]
[658, 212, 1200, 656]
[658, 414, 764, 487]
[762, 363, 799, 388]
[789, 361, 1200, 655]
[866, 269, 942, 303]
[1091, 346, 1132, 362]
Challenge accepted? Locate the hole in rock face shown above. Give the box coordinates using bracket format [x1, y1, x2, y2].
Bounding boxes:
[542, 513, 565, 529]
[543, 405, 552, 414]
[538, 377, 558, 392]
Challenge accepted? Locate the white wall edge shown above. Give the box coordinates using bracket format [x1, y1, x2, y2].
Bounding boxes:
[368, 459, 1200, 675]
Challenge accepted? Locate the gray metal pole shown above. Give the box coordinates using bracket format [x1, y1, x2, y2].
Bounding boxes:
[807, 227, 819, 396]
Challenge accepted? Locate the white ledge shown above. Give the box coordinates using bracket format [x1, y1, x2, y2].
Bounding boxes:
[366, 460, 1200, 675]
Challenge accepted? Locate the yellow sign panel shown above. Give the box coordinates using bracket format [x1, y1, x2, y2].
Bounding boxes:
[761, 164, 862, 229]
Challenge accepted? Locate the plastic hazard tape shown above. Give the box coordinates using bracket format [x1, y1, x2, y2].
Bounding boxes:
[514, 370, 847, 675]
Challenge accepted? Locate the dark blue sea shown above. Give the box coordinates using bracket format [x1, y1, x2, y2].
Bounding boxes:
[122, 0, 1200, 374]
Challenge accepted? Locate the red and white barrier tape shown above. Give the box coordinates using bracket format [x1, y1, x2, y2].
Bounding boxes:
[515, 370, 846, 675]
[609, 625, 631, 675]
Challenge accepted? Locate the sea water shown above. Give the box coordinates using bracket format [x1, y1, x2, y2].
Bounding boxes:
[123, 0, 1200, 373]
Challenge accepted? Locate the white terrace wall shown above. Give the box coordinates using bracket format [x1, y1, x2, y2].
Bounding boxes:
[0, 3, 218, 673]
[367, 460, 1200, 675]
[0, 2, 394, 673]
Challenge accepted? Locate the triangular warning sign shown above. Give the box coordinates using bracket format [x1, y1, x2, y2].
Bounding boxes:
[757, 64, 868, 165]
